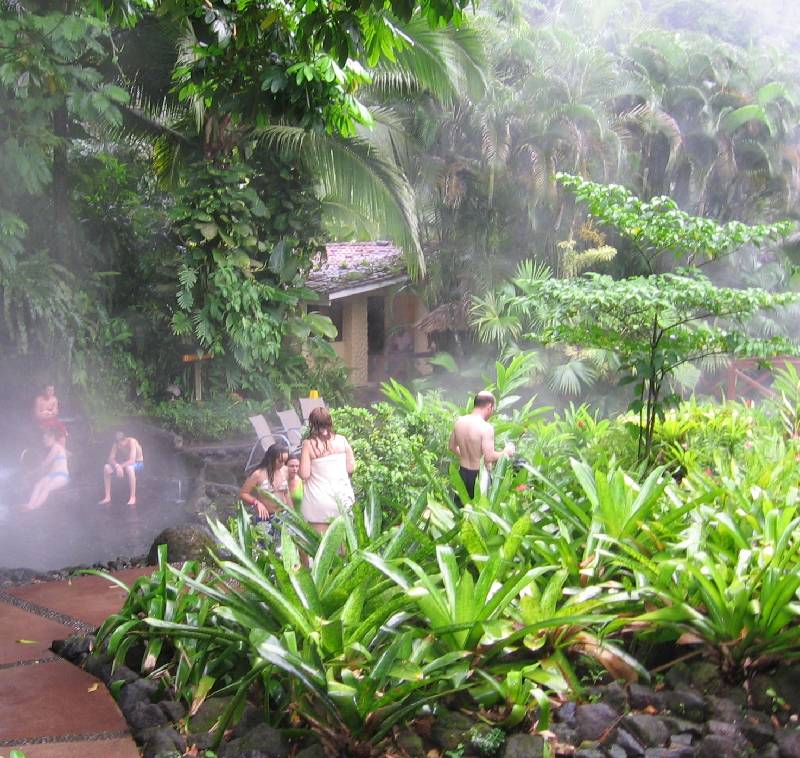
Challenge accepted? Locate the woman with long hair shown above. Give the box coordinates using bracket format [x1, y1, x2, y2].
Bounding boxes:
[299, 407, 355, 534]
[239, 442, 289, 520]
[23, 429, 69, 510]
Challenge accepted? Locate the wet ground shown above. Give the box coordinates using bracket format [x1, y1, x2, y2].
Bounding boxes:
[0, 418, 195, 572]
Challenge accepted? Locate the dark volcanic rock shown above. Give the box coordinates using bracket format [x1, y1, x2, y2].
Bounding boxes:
[119, 678, 160, 715]
[430, 708, 474, 751]
[51, 633, 92, 663]
[622, 714, 670, 747]
[614, 727, 646, 756]
[585, 682, 628, 714]
[82, 653, 113, 683]
[660, 688, 707, 722]
[574, 750, 605, 758]
[159, 699, 187, 723]
[555, 701, 577, 726]
[659, 716, 703, 738]
[295, 746, 325, 758]
[147, 525, 215, 564]
[108, 665, 139, 686]
[688, 662, 724, 695]
[220, 723, 289, 758]
[629, 684, 660, 711]
[643, 748, 693, 758]
[704, 720, 748, 752]
[128, 701, 168, 732]
[664, 663, 692, 691]
[188, 696, 233, 734]
[575, 702, 619, 743]
[778, 728, 800, 758]
[740, 710, 774, 748]
[550, 722, 579, 747]
[706, 695, 743, 723]
[501, 733, 545, 758]
[694, 734, 746, 758]
[141, 726, 185, 758]
[396, 726, 426, 758]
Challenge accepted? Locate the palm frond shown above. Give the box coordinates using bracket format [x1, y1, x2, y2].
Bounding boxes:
[256, 124, 423, 274]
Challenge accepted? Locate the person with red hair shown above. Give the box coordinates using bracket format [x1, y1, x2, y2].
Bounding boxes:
[299, 407, 355, 536]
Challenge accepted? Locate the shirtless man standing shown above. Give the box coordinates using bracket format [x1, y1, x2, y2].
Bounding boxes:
[99, 431, 144, 506]
[449, 391, 515, 502]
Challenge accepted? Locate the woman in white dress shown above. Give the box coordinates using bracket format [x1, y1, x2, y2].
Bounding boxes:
[299, 407, 355, 535]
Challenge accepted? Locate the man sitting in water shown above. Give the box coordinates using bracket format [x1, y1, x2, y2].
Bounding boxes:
[449, 391, 515, 503]
[99, 431, 144, 506]
[33, 384, 67, 443]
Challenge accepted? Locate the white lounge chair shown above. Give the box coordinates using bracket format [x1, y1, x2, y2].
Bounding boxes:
[299, 396, 325, 422]
[245, 415, 289, 471]
[276, 409, 303, 449]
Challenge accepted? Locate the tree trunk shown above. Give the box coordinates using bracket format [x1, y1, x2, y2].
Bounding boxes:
[51, 104, 72, 266]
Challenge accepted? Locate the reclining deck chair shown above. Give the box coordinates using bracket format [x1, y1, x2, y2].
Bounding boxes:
[276, 409, 303, 449]
[299, 396, 326, 422]
[245, 415, 290, 471]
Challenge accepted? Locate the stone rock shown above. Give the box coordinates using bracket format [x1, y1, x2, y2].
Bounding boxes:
[295, 746, 325, 758]
[740, 710, 774, 748]
[142, 726, 185, 758]
[778, 729, 800, 758]
[501, 734, 545, 758]
[430, 709, 475, 751]
[0, 567, 44, 585]
[660, 688, 707, 722]
[771, 667, 800, 713]
[668, 734, 693, 747]
[688, 662, 724, 695]
[82, 653, 113, 683]
[555, 701, 577, 726]
[550, 723, 579, 747]
[147, 525, 215, 564]
[231, 703, 262, 738]
[643, 748, 692, 758]
[119, 678, 160, 715]
[51, 634, 92, 663]
[159, 700, 187, 723]
[607, 747, 627, 758]
[187, 732, 216, 751]
[664, 664, 692, 691]
[220, 724, 290, 758]
[108, 665, 140, 686]
[128, 701, 168, 732]
[762, 745, 782, 758]
[575, 703, 619, 743]
[704, 720, 747, 753]
[694, 734, 746, 758]
[629, 684, 659, 711]
[585, 683, 628, 715]
[622, 715, 670, 748]
[574, 750, 604, 758]
[658, 716, 703, 738]
[614, 727, 645, 757]
[188, 696, 234, 734]
[396, 726, 426, 758]
[706, 695, 743, 723]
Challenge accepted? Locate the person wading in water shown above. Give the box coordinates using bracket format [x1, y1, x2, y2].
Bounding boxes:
[449, 391, 515, 504]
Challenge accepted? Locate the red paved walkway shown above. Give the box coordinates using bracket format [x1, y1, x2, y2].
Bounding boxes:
[0, 568, 153, 757]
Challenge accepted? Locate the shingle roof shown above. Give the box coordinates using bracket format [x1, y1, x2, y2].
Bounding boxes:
[307, 241, 408, 296]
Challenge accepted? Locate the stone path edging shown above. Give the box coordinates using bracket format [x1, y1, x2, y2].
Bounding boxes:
[0, 568, 152, 757]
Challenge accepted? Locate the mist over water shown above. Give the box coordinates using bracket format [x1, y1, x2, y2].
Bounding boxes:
[0, 415, 193, 572]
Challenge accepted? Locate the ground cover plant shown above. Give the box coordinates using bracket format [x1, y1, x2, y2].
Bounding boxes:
[89, 374, 800, 756]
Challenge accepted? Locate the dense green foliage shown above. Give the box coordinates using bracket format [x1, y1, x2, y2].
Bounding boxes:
[93, 376, 800, 753]
[473, 177, 798, 458]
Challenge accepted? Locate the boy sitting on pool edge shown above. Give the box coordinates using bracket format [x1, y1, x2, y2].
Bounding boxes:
[99, 431, 144, 506]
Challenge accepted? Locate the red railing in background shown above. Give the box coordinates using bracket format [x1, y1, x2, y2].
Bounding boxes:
[724, 357, 800, 401]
